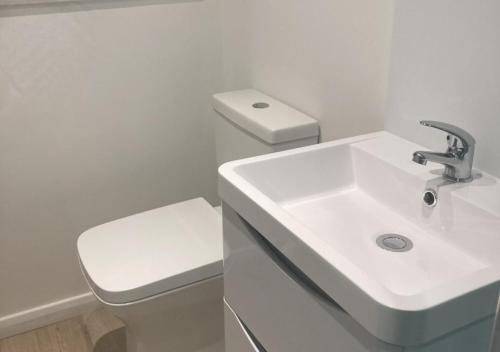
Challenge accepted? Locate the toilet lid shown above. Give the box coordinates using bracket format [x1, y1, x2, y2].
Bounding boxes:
[77, 198, 222, 305]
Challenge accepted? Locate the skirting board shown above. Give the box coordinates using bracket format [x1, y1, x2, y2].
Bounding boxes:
[0, 292, 98, 339]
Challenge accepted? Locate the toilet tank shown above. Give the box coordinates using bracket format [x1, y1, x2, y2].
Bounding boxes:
[213, 89, 320, 166]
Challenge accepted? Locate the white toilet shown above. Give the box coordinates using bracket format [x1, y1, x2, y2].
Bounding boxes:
[77, 89, 319, 352]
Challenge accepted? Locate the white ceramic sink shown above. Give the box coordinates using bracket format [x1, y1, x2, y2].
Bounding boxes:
[219, 131, 500, 345]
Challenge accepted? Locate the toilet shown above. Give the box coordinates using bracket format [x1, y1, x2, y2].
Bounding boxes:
[77, 89, 319, 352]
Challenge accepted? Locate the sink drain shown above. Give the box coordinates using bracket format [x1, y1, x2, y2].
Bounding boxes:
[376, 234, 413, 252]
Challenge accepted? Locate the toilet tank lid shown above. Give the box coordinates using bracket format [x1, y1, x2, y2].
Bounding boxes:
[77, 198, 222, 305]
[213, 89, 319, 144]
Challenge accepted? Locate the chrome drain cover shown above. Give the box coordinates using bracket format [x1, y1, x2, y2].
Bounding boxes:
[376, 234, 413, 252]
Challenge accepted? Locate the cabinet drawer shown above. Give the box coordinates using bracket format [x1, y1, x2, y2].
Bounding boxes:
[223, 204, 400, 352]
[225, 299, 264, 352]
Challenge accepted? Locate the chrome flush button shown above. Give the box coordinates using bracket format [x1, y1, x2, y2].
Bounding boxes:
[252, 102, 270, 109]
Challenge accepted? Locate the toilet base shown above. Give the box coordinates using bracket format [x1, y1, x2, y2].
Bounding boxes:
[105, 276, 224, 352]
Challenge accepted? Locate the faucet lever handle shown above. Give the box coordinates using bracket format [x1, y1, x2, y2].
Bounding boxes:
[420, 120, 476, 152]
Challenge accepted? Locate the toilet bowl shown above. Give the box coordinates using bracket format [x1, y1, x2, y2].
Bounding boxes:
[78, 198, 224, 352]
[77, 89, 319, 352]
[106, 277, 224, 352]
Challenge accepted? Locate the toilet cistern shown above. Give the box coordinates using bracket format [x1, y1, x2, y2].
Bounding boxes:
[412, 120, 476, 182]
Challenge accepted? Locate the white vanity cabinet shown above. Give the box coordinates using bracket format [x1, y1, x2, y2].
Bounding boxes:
[222, 203, 495, 352]
[219, 132, 500, 352]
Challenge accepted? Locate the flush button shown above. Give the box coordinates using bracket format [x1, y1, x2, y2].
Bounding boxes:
[252, 102, 270, 109]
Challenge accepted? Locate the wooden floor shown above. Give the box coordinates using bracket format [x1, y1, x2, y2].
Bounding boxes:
[0, 318, 92, 352]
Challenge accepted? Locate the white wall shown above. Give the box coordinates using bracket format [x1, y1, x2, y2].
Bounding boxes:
[221, 0, 394, 142]
[0, 0, 222, 320]
[0, 0, 397, 328]
[386, 0, 500, 178]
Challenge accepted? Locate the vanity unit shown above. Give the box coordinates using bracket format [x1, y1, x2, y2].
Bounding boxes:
[219, 131, 500, 351]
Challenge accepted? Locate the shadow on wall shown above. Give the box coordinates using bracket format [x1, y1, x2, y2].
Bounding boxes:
[0, 0, 201, 17]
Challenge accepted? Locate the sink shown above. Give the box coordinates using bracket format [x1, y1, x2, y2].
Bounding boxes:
[218, 131, 500, 346]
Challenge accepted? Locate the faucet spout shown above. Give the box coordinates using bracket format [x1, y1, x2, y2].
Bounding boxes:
[413, 151, 462, 167]
[412, 152, 428, 165]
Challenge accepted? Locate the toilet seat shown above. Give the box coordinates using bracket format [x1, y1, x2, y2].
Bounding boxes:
[77, 198, 222, 305]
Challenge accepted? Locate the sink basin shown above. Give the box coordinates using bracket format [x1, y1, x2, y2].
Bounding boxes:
[218, 131, 500, 345]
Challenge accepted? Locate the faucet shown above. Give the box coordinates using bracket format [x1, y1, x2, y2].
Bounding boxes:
[412, 120, 476, 183]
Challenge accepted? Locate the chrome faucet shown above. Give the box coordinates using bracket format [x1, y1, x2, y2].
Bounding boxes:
[412, 121, 476, 183]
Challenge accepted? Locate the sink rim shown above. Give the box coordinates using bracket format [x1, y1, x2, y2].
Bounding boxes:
[220, 131, 499, 309]
[218, 131, 500, 345]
